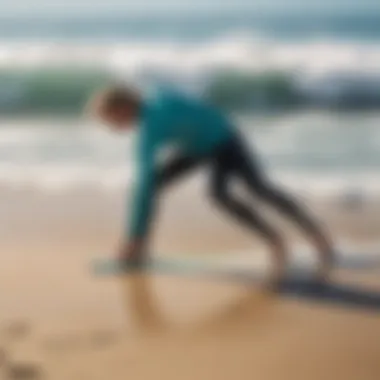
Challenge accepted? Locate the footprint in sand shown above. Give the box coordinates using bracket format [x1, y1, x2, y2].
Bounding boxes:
[0, 349, 42, 380]
[41, 335, 82, 353]
[0, 347, 7, 367]
[42, 330, 119, 354]
[1, 321, 31, 342]
[89, 330, 119, 348]
[6, 362, 43, 380]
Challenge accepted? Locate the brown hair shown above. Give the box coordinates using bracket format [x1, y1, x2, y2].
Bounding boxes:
[87, 85, 140, 119]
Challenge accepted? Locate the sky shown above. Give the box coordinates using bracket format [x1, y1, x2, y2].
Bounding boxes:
[0, 0, 380, 16]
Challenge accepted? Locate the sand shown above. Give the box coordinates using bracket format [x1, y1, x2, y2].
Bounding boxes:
[0, 182, 380, 380]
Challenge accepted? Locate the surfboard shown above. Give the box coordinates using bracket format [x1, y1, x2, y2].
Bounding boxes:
[91, 253, 380, 311]
[92, 250, 380, 278]
[92, 256, 268, 278]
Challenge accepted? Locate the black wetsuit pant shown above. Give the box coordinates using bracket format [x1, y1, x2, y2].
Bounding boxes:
[156, 132, 320, 246]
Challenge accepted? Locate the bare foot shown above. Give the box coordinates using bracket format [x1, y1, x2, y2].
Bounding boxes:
[117, 241, 148, 269]
[118, 255, 146, 270]
[264, 240, 288, 291]
[313, 234, 335, 283]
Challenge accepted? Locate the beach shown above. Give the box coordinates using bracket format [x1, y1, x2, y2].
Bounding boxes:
[0, 180, 379, 380]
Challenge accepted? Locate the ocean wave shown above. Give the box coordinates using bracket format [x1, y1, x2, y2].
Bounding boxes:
[0, 38, 379, 114]
[0, 67, 113, 115]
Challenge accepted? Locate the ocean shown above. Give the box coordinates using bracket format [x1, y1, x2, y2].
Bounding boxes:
[0, 9, 379, 201]
[1, 11, 380, 41]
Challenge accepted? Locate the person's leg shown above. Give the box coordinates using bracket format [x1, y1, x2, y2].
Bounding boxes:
[209, 143, 288, 286]
[232, 137, 334, 280]
[156, 154, 206, 190]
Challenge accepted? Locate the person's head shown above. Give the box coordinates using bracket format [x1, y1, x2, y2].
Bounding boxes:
[88, 85, 142, 131]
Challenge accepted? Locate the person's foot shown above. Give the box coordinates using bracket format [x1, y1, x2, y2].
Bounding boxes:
[264, 239, 288, 291]
[264, 267, 286, 292]
[117, 253, 146, 271]
[117, 240, 148, 270]
[314, 261, 331, 283]
[312, 234, 335, 283]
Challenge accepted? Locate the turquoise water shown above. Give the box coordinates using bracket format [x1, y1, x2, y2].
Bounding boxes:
[1, 12, 380, 41]
[0, 44, 379, 115]
[0, 8, 378, 114]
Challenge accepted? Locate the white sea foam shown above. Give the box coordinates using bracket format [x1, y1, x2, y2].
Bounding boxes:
[0, 161, 378, 204]
[0, 112, 378, 197]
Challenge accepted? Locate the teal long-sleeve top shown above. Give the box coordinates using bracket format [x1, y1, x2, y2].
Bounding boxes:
[128, 88, 233, 239]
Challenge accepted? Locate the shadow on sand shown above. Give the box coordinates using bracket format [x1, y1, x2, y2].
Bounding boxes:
[96, 255, 380, 313]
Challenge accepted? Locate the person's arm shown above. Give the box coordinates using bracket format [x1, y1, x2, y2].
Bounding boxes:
[129, 135, 156, 239]
[119, 131, 157, 263]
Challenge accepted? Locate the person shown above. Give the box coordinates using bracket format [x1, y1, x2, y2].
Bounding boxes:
[88, 85, 334, 287]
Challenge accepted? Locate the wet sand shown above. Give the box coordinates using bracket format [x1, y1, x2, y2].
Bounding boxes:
[0, 184, 380, 380]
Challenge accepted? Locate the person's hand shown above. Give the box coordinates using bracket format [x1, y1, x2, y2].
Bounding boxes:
[117, 239, 146, 267]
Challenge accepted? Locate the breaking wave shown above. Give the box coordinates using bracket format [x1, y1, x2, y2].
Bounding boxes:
[0, 36, 379, 115]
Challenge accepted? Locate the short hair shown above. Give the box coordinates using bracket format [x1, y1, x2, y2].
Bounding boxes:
[87, 85, 140, 119]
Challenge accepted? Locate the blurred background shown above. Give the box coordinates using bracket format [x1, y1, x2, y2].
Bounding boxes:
[1, 1, 380, 208]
